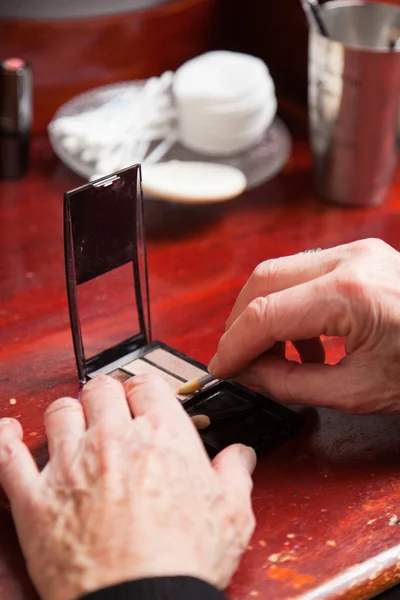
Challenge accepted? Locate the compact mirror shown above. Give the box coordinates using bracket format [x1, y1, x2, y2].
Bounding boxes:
[64, 166, 150, 381]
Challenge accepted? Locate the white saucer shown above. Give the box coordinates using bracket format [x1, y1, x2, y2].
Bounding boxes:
[48, 80, 292, 198]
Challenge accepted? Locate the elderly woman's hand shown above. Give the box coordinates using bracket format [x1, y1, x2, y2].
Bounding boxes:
[209, 238, 400, 414]
[0, 374, 256, 600]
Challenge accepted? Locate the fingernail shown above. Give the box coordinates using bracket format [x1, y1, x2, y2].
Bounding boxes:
[240, 445, 257, 474]
[0, 418, 11, 426]
[208, 354, 218, 375]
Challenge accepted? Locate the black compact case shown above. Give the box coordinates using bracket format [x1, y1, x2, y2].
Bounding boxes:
[64, 164, 302, 457]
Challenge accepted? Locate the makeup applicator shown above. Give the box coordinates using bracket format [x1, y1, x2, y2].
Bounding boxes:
[191, 405, 256, 431]
[178, 373, 214, 394]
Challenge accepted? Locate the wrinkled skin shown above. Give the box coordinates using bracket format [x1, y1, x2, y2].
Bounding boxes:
[209, 238, 400, 414]
[0, 374, 256, 600]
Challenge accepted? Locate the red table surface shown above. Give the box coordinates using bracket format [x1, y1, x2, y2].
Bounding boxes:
[0, 133, 400, 600]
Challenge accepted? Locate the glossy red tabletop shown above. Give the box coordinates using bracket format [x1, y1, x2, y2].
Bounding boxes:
[0, 132, 400, 600]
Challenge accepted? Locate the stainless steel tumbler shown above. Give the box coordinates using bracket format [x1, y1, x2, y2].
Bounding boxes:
[308, 0, 400, 206]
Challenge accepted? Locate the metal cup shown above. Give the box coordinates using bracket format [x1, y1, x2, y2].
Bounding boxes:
[308, 0, 400, 206]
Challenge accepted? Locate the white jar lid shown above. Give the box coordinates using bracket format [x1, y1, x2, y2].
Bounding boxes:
[173, 51, 271, 105]
[173, 51, 277, 157]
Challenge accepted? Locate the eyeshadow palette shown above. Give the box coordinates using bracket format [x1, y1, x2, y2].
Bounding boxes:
[88, 340, 300, 457]
[64, 164, 302, 458]
[91, 343, 210, 400]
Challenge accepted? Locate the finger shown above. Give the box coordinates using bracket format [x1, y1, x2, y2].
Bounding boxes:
[291, 338, 325, 363]
[234, 372, 262, 388]
[210, 274, 346, 379]
[45, 397, 86, 458]
[212, 444, 256, 529]
[236, 342, 325, 389]
[124, 374, 196, 431]
[225, 249, 340, 330]
[0, 418, 39, 507]
[213, 443, 256, 482]
[248, 355, 353, 408]
[125, 375, 209, 463]
[234, 343, 286, 387]
[81, 375, 131, 427]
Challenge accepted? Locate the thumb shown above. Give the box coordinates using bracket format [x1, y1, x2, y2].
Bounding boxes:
[249, 355, 357, 409]
[0, 418, 39, 512]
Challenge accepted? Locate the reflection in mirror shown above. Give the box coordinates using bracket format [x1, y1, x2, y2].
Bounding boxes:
[77, 263, 140, 360]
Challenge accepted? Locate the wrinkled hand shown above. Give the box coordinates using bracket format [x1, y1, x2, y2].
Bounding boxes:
[209, 238, 400, 414]
[0, 374, 256, 600]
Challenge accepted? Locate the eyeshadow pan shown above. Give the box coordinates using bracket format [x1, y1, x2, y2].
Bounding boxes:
[108, 369, 132, 383]
[145, 348, 207, 381]
[188, 390, 282, 448]
[189, 390, 252, 417]
[203, 411, 277, 447]
[123, 358, 187, 400]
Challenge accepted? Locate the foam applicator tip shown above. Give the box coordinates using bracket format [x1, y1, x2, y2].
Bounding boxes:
[178, 373, 214, 394]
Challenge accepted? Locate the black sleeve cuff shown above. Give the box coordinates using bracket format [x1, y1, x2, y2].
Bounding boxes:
[79, 576, 227, 600]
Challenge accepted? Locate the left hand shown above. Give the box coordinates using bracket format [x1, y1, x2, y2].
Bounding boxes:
[0, 374, 256, 600]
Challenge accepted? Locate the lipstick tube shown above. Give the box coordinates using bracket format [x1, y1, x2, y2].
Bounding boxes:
[0, 58, 33, 180]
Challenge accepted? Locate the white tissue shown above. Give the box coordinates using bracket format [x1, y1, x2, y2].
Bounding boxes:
[48, 72, 177, 180]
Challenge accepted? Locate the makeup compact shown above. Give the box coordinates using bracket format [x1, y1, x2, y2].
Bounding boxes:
[64, 164, 302, 457]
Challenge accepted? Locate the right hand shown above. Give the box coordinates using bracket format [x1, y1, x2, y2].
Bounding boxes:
[209, 238, 400, 415]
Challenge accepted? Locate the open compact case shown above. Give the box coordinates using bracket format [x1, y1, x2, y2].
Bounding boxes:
[64, 164, 302, 457]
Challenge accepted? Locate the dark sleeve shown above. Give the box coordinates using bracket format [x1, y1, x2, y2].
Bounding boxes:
[79, 576, 227, 600]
